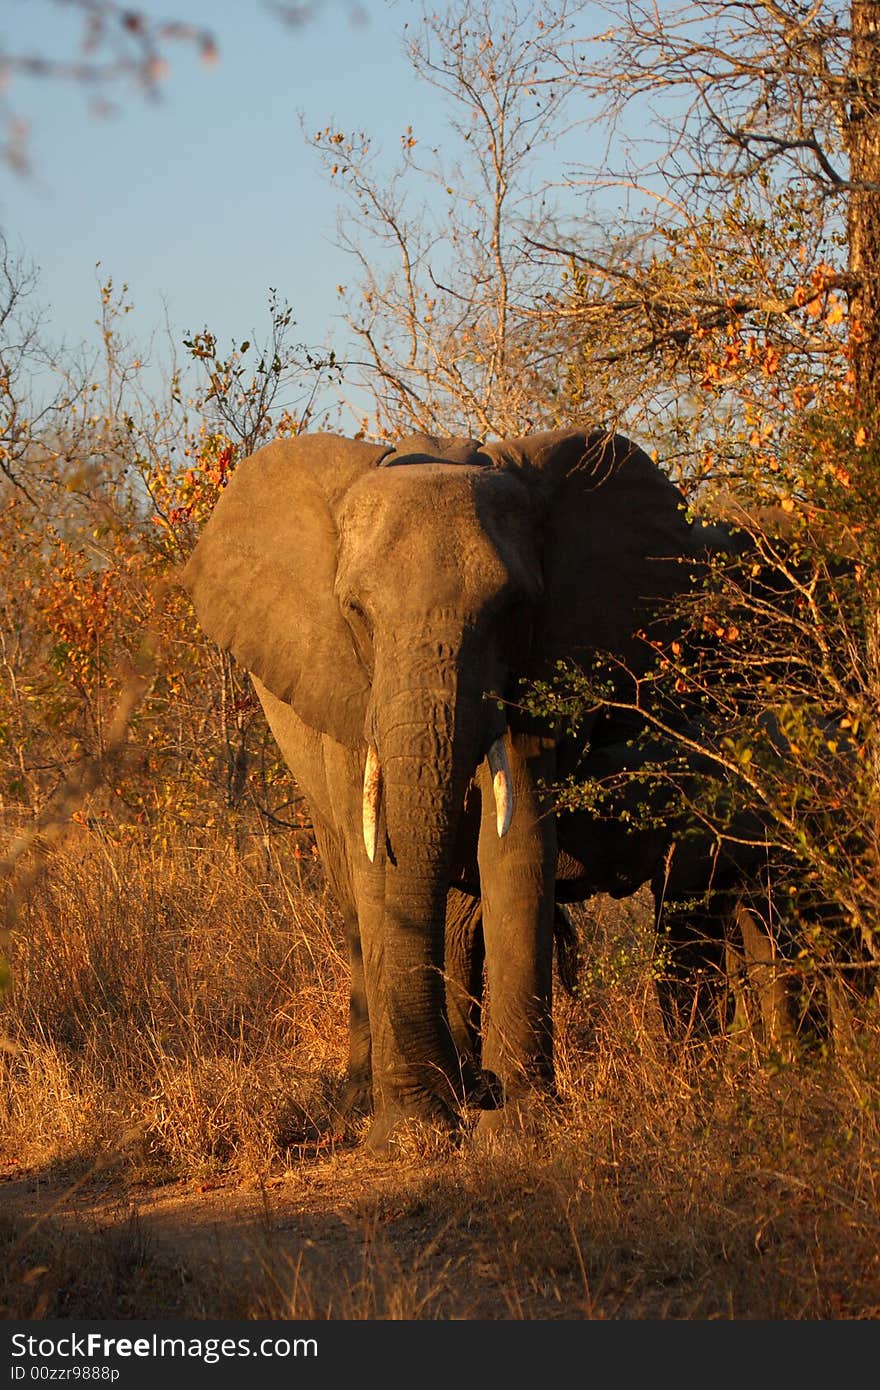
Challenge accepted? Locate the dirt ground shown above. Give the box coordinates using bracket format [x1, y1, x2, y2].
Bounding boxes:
[2, 1142, 586, 1320]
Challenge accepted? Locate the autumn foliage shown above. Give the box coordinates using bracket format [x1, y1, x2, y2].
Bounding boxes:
[0, 280, 333, 851]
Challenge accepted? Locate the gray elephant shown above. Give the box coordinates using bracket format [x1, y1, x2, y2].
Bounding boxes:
[553, 722, 781, 1038]
[554, 711, 873, 1049]
[181, 427, 699, 1150]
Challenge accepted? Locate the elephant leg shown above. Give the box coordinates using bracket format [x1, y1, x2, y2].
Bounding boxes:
[444, 887, 484, 1069]
[341, 904, 374, 1116]
[312, 816, 373, 1119]
[731, 899, 796, 1055]
[351, 866, 400, 1144]
[319, 741, 445, 1145]
[443, 887, 503, 1108]
[653, 889, 730, 1040]
[476, 735, 557, 1108]
[553, 902, 580, 997]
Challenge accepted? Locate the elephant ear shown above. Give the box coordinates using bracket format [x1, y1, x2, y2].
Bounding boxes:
[487, 428, 694, 682]
[181, 433, 391, 746]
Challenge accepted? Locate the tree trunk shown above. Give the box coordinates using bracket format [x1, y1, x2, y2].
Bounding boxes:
[846, 5, 880, 963]
[846, 1, 880, 412]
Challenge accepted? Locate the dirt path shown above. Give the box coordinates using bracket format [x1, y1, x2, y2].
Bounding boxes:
[3, 1147, 563, 1320]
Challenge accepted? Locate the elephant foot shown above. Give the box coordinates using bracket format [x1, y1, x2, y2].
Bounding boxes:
[364, 1099, 461, 1157]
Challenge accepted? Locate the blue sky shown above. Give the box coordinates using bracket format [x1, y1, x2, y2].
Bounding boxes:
[2, 2, 460, 402]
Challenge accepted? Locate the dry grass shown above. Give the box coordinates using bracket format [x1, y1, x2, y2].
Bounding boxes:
[2, 828, 879, 1319]
[1, 831, 351, 1181]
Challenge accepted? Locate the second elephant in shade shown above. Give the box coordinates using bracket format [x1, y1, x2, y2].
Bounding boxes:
[551, 712, 873, 1050]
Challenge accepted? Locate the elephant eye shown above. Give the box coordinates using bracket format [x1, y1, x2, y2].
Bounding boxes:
[345, 596, 370, 628]
[343, 597, 374, 672]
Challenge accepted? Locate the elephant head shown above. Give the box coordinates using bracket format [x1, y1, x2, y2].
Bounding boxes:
[181, 427, 696, 1141]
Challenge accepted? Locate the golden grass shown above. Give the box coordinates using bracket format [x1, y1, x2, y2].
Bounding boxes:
[2, 829, 879, 1319]
[1, 832, 351, 1180]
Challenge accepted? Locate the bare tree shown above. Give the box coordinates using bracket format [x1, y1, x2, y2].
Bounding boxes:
[550, 0, 879, 413]
[0, 234, 99, 507]
[311, 0, 593, 439]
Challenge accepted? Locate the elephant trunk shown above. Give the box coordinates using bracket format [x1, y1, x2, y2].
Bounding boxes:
[364, 728, 512, 860]
[372, 667, 488, 1114]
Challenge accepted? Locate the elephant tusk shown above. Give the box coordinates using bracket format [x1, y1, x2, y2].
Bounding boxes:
[487, 734, 514, 838]
[362, 744, 383, 863]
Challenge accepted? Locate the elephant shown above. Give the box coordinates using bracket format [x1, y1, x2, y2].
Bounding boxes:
[181, 426, 703, 1150]
[553, 710, 874, 1050]
[553, 721, 788, 1041]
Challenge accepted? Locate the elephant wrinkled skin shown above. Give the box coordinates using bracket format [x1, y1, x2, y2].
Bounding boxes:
[182, 427, 700, 1149]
